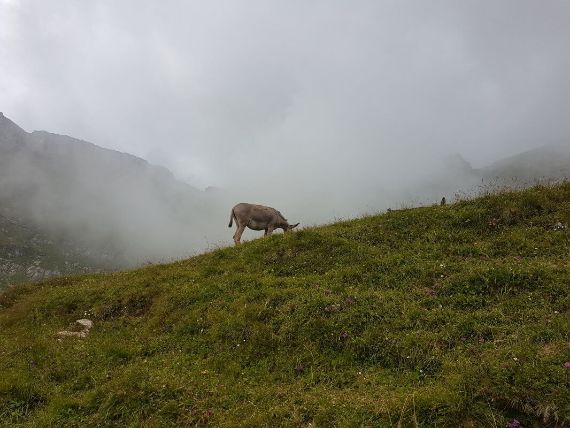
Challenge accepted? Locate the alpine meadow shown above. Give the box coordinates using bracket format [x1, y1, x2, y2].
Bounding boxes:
[1, 183, 569, 426]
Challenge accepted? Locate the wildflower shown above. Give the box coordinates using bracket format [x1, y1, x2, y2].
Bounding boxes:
[505, 419, 522, 428]
[564, 361, 570, 369]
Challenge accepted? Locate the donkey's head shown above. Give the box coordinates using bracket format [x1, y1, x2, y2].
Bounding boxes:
[284, 222, 300, 233]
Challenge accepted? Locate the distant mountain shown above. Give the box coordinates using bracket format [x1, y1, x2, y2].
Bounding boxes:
[0, 113, 229, 287]
[418, 144, 570, 204]
[479, 143, 570, 185]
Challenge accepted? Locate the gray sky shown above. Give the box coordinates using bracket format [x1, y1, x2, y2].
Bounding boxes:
[1, 0, 570, 191]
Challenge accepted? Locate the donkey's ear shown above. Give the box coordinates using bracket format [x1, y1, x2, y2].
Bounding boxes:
[290, 223, 300, 229]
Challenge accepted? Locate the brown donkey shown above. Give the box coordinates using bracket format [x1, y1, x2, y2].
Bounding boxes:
[228, 203, 299, 245]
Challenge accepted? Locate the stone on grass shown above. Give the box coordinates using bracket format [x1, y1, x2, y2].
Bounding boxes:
[57, 318, 93, 339]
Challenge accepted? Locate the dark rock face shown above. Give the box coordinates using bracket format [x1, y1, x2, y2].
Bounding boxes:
[0, 212, 104, 288]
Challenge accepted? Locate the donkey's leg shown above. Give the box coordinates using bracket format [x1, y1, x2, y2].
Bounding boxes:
[232, 223, 239, 241]
[234, 224, 246, 245]
[266, 226, 275, 236]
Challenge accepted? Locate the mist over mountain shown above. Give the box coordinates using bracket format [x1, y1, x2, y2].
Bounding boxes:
[1, 111, 569, 287]
[0, 113, 231, 272]
[414, 145, 570, 204]
[480, 143, 570, 184]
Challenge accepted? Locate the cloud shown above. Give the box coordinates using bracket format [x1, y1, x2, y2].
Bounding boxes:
[1, 0, 569, 208]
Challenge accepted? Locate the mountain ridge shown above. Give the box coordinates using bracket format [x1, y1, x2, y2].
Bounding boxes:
[0, 113, 223, 287]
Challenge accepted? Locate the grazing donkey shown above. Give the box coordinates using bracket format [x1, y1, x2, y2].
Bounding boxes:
[228, 203, 300, 245]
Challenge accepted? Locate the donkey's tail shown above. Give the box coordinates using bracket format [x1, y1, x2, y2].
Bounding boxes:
[228, 209, 234, 227]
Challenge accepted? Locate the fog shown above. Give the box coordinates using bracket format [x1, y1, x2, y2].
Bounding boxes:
[1, 1, 570, 260]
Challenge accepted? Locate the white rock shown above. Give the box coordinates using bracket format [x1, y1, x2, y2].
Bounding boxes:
[76, 319, 93, 329]
[56, 319, 93, 339]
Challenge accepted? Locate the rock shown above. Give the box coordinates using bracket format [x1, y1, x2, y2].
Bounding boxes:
[76, 319, 93, 329]
[57, 330, 88, 338]
[57, 318, 93, 339]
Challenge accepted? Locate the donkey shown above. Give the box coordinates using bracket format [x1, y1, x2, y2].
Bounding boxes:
[228, 203, 299, 245]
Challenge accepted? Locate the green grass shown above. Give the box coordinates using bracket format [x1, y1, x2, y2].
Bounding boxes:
[1, 183, 569, 427]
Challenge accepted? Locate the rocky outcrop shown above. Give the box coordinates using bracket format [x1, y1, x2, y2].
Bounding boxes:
[0, 212, 105, 288]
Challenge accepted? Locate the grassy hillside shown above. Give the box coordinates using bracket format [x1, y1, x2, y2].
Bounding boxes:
[1, 184, 569, 427]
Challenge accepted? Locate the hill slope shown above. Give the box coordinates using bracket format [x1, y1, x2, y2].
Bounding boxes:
[1, 184, 569, 427]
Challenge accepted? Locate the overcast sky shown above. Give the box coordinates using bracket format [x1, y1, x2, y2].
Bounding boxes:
[1, 0, 569, 191]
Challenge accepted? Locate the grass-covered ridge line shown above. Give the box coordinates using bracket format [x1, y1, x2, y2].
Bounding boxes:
[1, 183, 569, 427]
